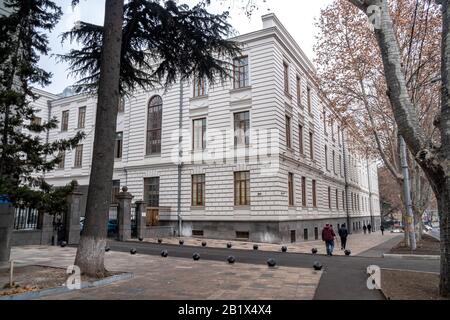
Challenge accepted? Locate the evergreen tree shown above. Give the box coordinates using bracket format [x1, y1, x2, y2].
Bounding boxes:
[62, 0, 240, 277]
[0, 0, 84, 264]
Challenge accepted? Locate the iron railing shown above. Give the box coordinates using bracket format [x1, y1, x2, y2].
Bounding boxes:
[14, 207, 40, 230]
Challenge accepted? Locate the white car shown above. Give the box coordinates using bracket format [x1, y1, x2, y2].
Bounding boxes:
[391, 228, 404, 233]
[424, 225, 433, 232]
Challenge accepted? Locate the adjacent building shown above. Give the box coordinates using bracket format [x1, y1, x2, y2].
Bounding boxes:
[32, 14, 381, 243]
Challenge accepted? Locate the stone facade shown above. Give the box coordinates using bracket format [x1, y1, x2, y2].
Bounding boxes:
[31, 14, 381, 243]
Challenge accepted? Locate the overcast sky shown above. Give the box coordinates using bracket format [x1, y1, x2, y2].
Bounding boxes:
[38, 0, 334, 94]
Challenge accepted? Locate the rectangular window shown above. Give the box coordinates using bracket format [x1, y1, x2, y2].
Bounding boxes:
[233, 56, 249, 89]
[315, 227, 319, 240]
[111, 180, 120, 204]
[291, 230, 296, 243]
[309, 132, 314, 160]
[328, 187, 332, 209]
[192, 174, 206, 206]
[115, 132, 123, 159]
[325, 145, 328, 170]
[193, 118, 207, 151]
[331, 119, 335, 140]
[333, 150, 336, 174]
[336, 189, 339, 210]
[146, 101, 162, 155]
[301, 177, 306, 207]
[285, 115, 291, 148]
[288, 173, 294, 206]
[234, 171, 250, 206]
[78, 106, 86, 129]
[342, 190, 345, 210]
[303, 228, 309, 240]
[312, 180, 317, 208]
[296, 75, 301, 106]
[31, 116, 41, 126]
[193, 77, 206, 97]
[118, 98, 125, 113]
[57, 151, 65, 169]
[74, 145, 83, 168]
[144, 177, 160, 207]
[307, 86, 312, 114]
[234, 111, 250, 147]
[299, 125, 304, 155]
[61, 110, 69, 132]
[338, 126, 341, 145]
[283, 62, 289, 94]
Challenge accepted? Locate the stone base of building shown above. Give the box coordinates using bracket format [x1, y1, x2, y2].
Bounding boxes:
[161, 216, 381, 244]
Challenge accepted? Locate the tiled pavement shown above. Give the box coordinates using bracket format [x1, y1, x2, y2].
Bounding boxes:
[137, 231, 399, 257]
[10, 246, 322, 300]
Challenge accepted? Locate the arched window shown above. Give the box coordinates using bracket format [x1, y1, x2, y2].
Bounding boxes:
[146, 95, 162, 155]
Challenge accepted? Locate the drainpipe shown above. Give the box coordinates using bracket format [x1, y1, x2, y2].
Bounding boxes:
[342, 128, 351, 233]
[177, 80, 184, 237]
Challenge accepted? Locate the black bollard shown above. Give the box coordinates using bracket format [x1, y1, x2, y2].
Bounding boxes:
[105, 247, 110, 252]
[253, 244, 259, 250]
[158, 239, 163, 244]
[161, 250, 168, 258]
[281, 246, 288, 253]
[311, 248, 318, 254]
[313, 261, 323, 271]
[227, 256, 236, 264]
[130, 248, 137, 255]
[179, 240, 184, 245]
[227, 243, 232, 249]
[193, 253, 201, 261]
[267, 258, 277, 268]
[345, 250, 351, 256]
[202, 241, 207, 247]
[60, 241, 67, 248]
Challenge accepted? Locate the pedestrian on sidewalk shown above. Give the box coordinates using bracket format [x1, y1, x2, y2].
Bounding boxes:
[338, 224, 348, 250]
[363, 224, 367, 234]
[322, 224, 336, 256]
[367, 224, 372, 234]
[380, 225, 385, 235]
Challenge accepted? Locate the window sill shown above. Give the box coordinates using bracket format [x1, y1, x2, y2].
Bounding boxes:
[234, 205, 251, 210]
[190, 95, 208, 101]
[145, 154, 161, 159]
[191, 206, 205, 210]
[230, 86, 252, 93]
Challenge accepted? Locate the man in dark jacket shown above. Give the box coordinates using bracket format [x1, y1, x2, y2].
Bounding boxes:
[338, 224, 349, 250]
[363, 224, 367, 234]
[380, 225, 385, 235]
[367, 224, 372, 234]
[322, 224, 336, 256]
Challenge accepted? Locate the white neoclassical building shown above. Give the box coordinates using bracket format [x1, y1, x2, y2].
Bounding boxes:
[31, 14, 381, 243]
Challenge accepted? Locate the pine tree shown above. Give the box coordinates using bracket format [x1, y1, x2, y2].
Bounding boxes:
[0, 0, 84, 264]
[61, 0, 240, 277]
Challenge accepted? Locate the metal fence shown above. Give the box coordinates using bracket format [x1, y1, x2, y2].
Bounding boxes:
[14, 207, 40, 230]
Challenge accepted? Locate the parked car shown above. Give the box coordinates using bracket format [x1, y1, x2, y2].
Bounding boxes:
[391, 228, 404, 233]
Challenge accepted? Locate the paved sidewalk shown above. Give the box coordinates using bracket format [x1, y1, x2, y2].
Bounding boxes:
[10, 246, 322, 300]
[139, 231, 400, 257]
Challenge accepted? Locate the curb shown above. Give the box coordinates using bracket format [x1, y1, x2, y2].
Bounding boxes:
[0, 272, 134, 300]
[382, 253, 440, 260]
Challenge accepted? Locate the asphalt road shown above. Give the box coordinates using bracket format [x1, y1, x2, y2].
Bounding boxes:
[106, 240, 439, 300]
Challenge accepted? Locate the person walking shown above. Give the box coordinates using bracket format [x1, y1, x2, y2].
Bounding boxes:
[322, 224, 336, 256]
[380, 225, 385, 235]
[338, 224, 349, 250]
[367, 224, 372, 234]
[363, 224, 367, 234]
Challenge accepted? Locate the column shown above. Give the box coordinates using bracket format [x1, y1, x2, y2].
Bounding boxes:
[65, 188, 83, 245]
[117, 186, 133, 242]
[135, 200, 146, 240]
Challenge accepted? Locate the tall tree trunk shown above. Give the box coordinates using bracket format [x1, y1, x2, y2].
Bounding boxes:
[74, 0, 124, 277]
[348, 0, 449, 295]
[438, 0, 450, 298]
